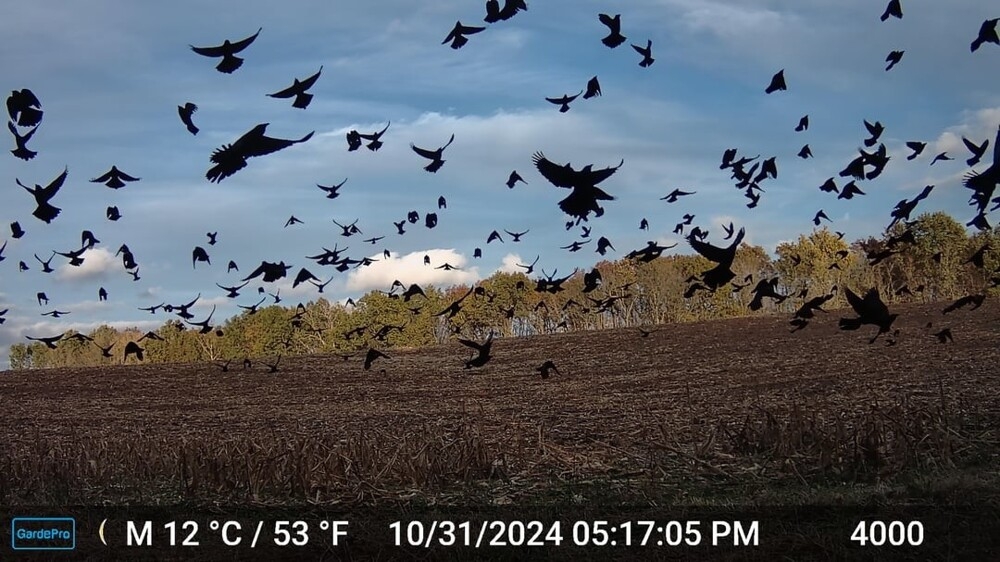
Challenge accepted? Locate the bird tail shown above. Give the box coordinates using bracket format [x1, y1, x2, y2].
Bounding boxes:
[217, 55, 244, 73]
[293, 93, 313, 109]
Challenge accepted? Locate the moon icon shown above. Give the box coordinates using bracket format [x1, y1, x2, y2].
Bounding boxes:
[99, 518, 108, 546]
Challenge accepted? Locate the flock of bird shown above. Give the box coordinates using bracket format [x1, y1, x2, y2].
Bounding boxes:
[3, 1, 1000, 375]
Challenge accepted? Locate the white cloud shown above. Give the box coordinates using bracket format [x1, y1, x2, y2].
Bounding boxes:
[55, 248, 120, 282]
[498, 253, 523, 274]
[345, 249, 479, 292]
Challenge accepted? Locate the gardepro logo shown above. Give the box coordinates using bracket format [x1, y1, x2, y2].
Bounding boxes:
[11, 517, 76, 551]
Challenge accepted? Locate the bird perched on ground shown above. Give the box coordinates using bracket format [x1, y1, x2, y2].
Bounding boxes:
[8, 121, 38, 160]
[546, 91, 582, 113]
[880, 0, 902, 21]
[884, 50, 904, 71]
[7, 89, 43, 127]
[267, 66, 322, 109]
[442, 21, 485, 49]
[90, 165, 139, 189]
[207, 123, 314, 182]
[506, 170, 526, 188]
[177, 102, 199, 135]
[190, 27, 262, 73]
[532, 152, 622, 222]
[631, 39, 654, 67]
[971, 18, 999, 52]
[17, 166, 67, 223]
[411, 134, 455, 173]
[583, 76, 601, 99]
[765, 70, 786, 93]
[598, 14, 626, 48]
[839, 288, 898, 343]
[459, 333, 494, 369]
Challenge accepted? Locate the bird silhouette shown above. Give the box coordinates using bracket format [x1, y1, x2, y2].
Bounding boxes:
[583, 76, 601, 99]
[8, 120, 38, 160]
[190, 27, 262, 73]
[582, 268, 603, 293]
[106, 206, 121, 221]
[631, 40, 654, 67]
[11, 221, 24, 239]
[795, 115, 809, 132]
[963, 126, 1000, 213]
[765, 70, 786, 93]
[943, 294, 985, 313]
[317, 178, 347, 199]
[905, 141, 926, 160]
[242, 261, 291, 282]
[459, 332, 494, 369]
[292, 267, 320, 288]
[929, 151, 952, 165]
[358, 122, 390, 151]
[798, 144, 813, 159]
[863, 119, 884, 147]
[438, 195, 447, 209]
[546, 91, 582, 113]
[285, 215, 303, 227]
[7, 89, 43, 127]
[206, 123, 314, 182]
[80, 230, 100, 249]
[425, 213, 438, 228]
[888, 185, 934, 229]
[216, 280, 249, 298]
[813, 209, 831, 225]
[598, 14, 627, 48]
[884, 50, 904, 71]
[487, 230, 504, 244]
[504, 229, 528, 242]
[532, 152, 622, 222]
[442, 21, 486, 49]
[227, 260, 239, 272]
[186, 305, 217, 335]
[363, 347, 390, 371]
[192, 246, 211, 268]
[971, 19, 999, 52]
[688, 227, 745, 290]
[91, 165, 139, 189]
[625, 240, 676, 263]
[26, 334, 64, 349]
[748, 277, 787, 311]
[595, 236, 615, 255]
[206, 232, 217, 245]
[963, 136, 990, 166]
[536, 360, 559, 379]
[267, 66, 323, 109]
[177, 102, 199, 135]
[506, 170, 527, 188]
[933, 328, 954, 344]
[411, 133, 455, 172]
[484, 0, 527, 23]
[838, 181, 865, 200]
[123, 341, 145, 361]
[346, 129, 363, 151]
[17, 166, 67, 223]
[880, 0, 902, 21]
[660, 189, 695, 203]
[839, 288, 898, 343]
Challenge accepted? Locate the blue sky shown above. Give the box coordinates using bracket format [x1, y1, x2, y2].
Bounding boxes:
[1, 0, 998, 367]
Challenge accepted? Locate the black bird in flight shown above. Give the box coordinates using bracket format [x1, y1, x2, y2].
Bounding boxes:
[598, 14, 627, 48]
[442, 21, 486, 49]
[888, 184, 934, 229]
[267, 66, 323, 109]
[660, 189, 695, 203]
[748, 277, 787, 311]
[905, 141, 926, 160]
[484, 0, 527, 23]
[688, 227, 745, 290]
[186, 305, 217, 335]
[532, 151, 622, 222]
[26, 334, 64, 349]
[227, 260, 239, 272]
[438, 195, 447, 209]
[963, 136, 990, 166]
[838, 181, 865, 200]
[596, 236, 614, 255]
[346, 129, 362, 151]
[90, 165, 139, 189]
[631, 40, 654, 67]
[17, 167, 67, 224]
[880, 0, 902, 22]
[11, 221, 24, 239]
[625, 240, 676, 263]
[242, 260, 292, 283]
[216, 280, 249, 298]
[358, 122, 390, 151]
[425, 213, 438, 229]
[317, 178, 347, 199]
[516, 255, 539, 274]
[123, 341, 144, 361]
[536, 360, 559, 379]
[798, 144, 813, 159]
[411, 133, 455, 173]
[192, 246, 211, 268]
[813, 209, 831, 225]
[8, 120, 38, 161]
[583, 76, 601, 99]
[285, 215, 303, 227]
[505, 229, 529, 242]
[292, 267, 320, 288]
[487, 230, 504, 244]
[964, 126, 1000, 213]
[106, 206, 122, 221]
[546, 91, 582, 113]
[206, 232, 217, 245]
[839, 288, 898, 343]
[885, 50, 904, 71]
[177, 102, 199, 135]
[190, 27, 262, 73]
[459, 332, 494, 369]
[943, 293, 985, 314]
[971, 18, 999, 52]
[795, 115, 809, 132]
[506, 170, 526, 188]
[363, 348, 390, 371]
[929, 151, 952, 165]
[765, 70, 786, 94]
[582, 268, 602, 293]
[863, 120, 884, 147]
[7, 89, 43, 127]
[206, 123, 314, 182]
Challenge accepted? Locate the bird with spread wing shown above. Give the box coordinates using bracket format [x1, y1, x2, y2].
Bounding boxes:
[532, 152, 622, 222]
[206, 123, 313, 182]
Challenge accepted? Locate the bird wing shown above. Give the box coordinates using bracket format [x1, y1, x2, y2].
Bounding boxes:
[456, 23, 486, 35]
[457, 338, 485, 352]
[115, 169, 140, 181]
[410, 143, 437, 160]
[598, 13, 616, 28]
[687, 227, 744, 263]
[41, 167, 69, 198]
[579, 159, 624, 184]
[963, 137, 986, 155]
[843, 288, 865, 315]
[191, 27, 262, 57]
[532, 152, 577, 188]
[242, 131, 314, 158]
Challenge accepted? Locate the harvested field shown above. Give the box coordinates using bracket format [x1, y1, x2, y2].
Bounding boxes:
[2, 300, 998, 509]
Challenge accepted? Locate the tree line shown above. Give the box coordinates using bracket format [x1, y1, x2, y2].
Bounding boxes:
[8, 212, 998, 370]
